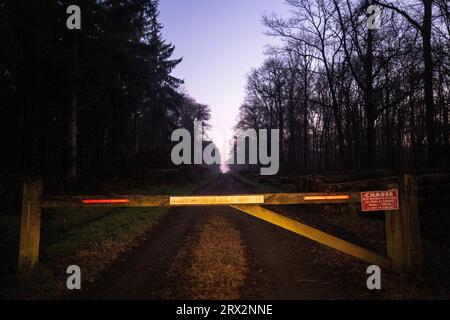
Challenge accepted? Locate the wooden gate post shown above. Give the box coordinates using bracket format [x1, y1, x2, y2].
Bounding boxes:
[385, 174, 421, 273]
[18, 180, 43, 273]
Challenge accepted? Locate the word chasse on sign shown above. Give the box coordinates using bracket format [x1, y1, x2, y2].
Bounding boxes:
[361, 190, 399, 212]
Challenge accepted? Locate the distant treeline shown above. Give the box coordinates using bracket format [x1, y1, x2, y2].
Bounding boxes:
[0, 0, 214, 179]
[235, 0, 449, 173]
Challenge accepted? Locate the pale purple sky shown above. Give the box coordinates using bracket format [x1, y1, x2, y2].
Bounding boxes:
[159, 0, 288, 147]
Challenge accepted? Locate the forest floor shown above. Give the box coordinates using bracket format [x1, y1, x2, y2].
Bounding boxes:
[62, 173, 447, 300]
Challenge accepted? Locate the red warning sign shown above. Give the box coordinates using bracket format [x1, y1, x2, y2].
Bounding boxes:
[361, 190, 399, 212]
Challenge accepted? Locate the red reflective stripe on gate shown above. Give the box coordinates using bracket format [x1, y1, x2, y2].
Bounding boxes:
[303, 195, 351, 201]
[82, 199, 130, 204]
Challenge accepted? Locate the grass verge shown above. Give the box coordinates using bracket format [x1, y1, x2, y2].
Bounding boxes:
[1, 174, 219, 299]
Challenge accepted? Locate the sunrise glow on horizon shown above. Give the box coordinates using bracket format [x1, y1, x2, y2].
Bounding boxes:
[159, 0, 287, 164]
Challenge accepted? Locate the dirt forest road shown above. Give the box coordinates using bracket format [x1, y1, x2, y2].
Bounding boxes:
[73, 174, 409, 300]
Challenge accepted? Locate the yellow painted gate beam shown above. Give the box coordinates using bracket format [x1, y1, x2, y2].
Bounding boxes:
[231, 205, 392, 271]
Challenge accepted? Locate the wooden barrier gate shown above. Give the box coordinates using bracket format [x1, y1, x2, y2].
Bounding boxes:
[18, 175, 421, 274]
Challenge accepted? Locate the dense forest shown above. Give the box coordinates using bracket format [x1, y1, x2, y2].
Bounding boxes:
[234, 0, 450, 173]
[1, 0, 449, 179]
[0, 0, 214, 179]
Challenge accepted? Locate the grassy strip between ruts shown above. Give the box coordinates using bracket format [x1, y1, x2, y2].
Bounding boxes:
[188, 215, 247, 300]
[163, 214, 247, 300]
[1, 174, 220, 299]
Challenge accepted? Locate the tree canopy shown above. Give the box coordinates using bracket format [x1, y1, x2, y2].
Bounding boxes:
[0, 0, 212, 178]
[235, 0, 449, 173]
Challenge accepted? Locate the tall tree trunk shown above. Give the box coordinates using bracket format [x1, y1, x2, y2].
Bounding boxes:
[365, 1, 376, 169]
[66, 40, 78, 180]
[331, 96, 346, 168]
[303, 67, 309, 171]
[422, 0, 437, 166]
[133, 113, 139, 155]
